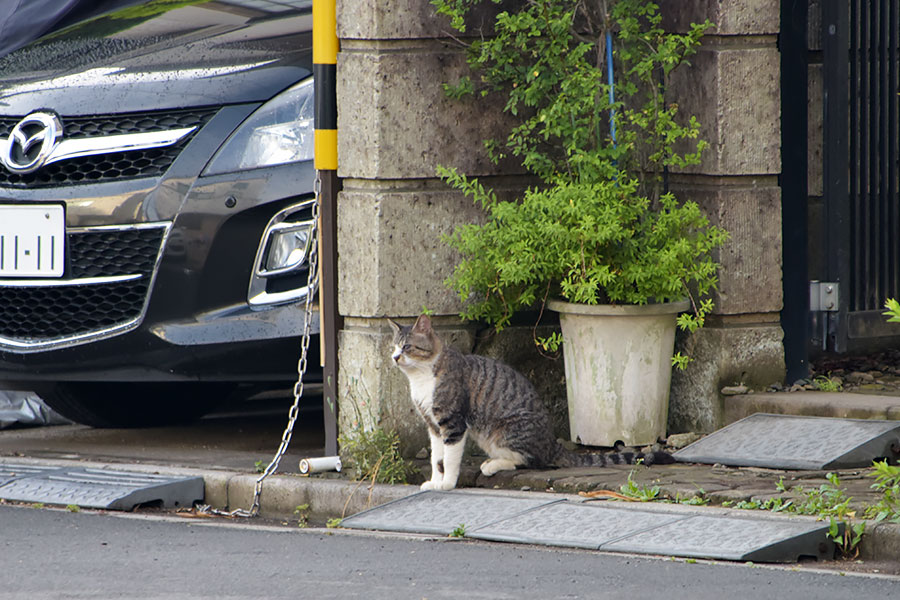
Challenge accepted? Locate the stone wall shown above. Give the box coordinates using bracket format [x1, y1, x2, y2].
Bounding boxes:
[660, 0, 787, 433]
[335, 1, 565, 455]
[334, 0, 787, 452]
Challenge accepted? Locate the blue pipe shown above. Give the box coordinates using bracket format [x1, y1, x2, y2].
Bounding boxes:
[606, 31, 616, 147]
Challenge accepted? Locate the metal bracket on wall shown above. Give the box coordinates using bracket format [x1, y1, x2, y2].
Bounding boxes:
[809, 281, 839, 312]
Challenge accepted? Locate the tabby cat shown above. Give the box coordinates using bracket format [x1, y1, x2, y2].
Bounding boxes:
[389, 314, 674, 491]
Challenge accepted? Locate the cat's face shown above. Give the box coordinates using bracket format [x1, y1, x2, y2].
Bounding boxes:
[389, 315, 439, 371]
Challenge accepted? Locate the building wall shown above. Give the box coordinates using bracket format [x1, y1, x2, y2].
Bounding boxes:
[335, 0, 787, 452]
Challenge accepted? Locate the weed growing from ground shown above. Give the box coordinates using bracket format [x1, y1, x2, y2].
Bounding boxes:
[618, 470, 661, 502]
[449, 524, 467, 538]
[725, 473, 864, 559]
[294, 503, 310, 528]
[339, 378, 417, 485]
[864, 460, 900, 524]
[812, 375, 843, 392]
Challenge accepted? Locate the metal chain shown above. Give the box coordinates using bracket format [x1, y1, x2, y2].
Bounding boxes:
[202, 173, 321, 518]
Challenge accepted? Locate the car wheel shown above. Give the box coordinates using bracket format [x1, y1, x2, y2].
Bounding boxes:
[40, 382, 236, 428]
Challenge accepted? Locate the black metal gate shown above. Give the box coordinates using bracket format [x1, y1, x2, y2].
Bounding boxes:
[782, 1, 900, 381]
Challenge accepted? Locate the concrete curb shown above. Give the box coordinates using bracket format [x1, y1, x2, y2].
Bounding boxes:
[724, 391, 900, 423]
[216, 472, 418, 521]
[2, 456, 898, 561]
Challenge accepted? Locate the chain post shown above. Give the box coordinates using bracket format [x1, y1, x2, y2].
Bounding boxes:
[201, 173, 321, 519]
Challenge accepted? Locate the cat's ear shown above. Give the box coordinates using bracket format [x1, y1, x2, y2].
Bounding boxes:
[412, 314, 432, 333]
[387, 319, 402, 335]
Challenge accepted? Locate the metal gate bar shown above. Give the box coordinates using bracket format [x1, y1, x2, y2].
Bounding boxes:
[822, 0, 900, 348]
[780, 0, 810, 382]
[849, 1, 899, 313]
[849, 1, 900, 313]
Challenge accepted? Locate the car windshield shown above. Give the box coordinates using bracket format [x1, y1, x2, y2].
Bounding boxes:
[0, 0, 312, 80]
[0, 0, 145, 58]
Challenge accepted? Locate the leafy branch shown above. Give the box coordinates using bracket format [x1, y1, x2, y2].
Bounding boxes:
[433, 0, 726, 368]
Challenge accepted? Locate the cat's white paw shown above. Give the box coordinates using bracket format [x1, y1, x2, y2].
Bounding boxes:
[420, 480, 441, 491]
[437, 480, 458, 491]
[480, 458, 517, 477]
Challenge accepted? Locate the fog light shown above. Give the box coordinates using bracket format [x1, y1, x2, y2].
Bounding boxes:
[249, 199, 317, 307]
[262, 222, 311, 275]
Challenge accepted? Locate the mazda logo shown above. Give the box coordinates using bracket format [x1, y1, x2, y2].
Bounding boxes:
[1, 112, 63, 174]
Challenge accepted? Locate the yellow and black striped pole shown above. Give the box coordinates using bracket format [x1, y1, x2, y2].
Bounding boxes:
[313, 0, 340, 456]
[313, 0, 338, 171]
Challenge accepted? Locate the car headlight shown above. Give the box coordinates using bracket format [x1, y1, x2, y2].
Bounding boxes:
[204, 77, 314, 175]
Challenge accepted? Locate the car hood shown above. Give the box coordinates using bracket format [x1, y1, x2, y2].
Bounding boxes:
[0, 1, 313, 116]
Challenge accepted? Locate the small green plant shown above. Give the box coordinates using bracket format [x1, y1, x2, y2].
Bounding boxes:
[434, 0, 727, 368]
[31, 502, 45, 509]
[294, 503, 311, 528]
[813, 375, 843, 392]
[828, 516, 866, 559]
[340, 423, 414, 485]
[883, 298, 900, 322]
[66, 504, 80, 513]
[722, 497, 790, 512]
[618, 470, 661, 502]
[449, 523, 467, 538]
[675, 493, 709, 506]
[536, 331, 563, 353]
[728, 473, 864, 559]
[326, 517, 343, 529]
[339, 379, 417, 485]
[864, 460, 900, 524]
[789, 473, 855, 518]
[254, 460, 266, 474]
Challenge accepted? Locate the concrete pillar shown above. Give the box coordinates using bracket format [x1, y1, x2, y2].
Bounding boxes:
[335, 0, 788, 450]
[661, 0, 787, 432]
[335, 1, 564, 454]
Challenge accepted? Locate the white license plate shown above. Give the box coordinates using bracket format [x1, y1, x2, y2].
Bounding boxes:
[0, 204, 65, 277]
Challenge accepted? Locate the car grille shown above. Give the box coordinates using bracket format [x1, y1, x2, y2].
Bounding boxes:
[0, 108, 218, 188]
[0, 224, 168, 347]
[69, 228, 166, 279]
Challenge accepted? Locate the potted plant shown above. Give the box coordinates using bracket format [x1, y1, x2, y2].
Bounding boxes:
[434, 0, 728, 446]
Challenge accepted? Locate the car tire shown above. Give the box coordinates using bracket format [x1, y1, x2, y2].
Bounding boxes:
[40, 382, 236, 428]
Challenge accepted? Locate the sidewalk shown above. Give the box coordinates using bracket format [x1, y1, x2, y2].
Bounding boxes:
[190, 388, 900, 564]
[1, 389, 899, 566]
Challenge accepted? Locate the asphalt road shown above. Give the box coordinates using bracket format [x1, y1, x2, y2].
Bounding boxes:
[2, 503, 898, 600]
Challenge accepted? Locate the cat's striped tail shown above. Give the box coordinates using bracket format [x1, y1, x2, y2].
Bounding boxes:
[555, 446, 675, 468]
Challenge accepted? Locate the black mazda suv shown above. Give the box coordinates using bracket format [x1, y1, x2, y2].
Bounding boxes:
[0, 0, 322, 427]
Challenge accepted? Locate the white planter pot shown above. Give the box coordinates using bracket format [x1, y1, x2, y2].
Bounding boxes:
[547, 298, 690, 447]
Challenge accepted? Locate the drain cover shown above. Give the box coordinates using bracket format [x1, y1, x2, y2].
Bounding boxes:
[0, 463, 204, 510]
[673, 413, 900, 469]
[340, 491, 561, 535]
